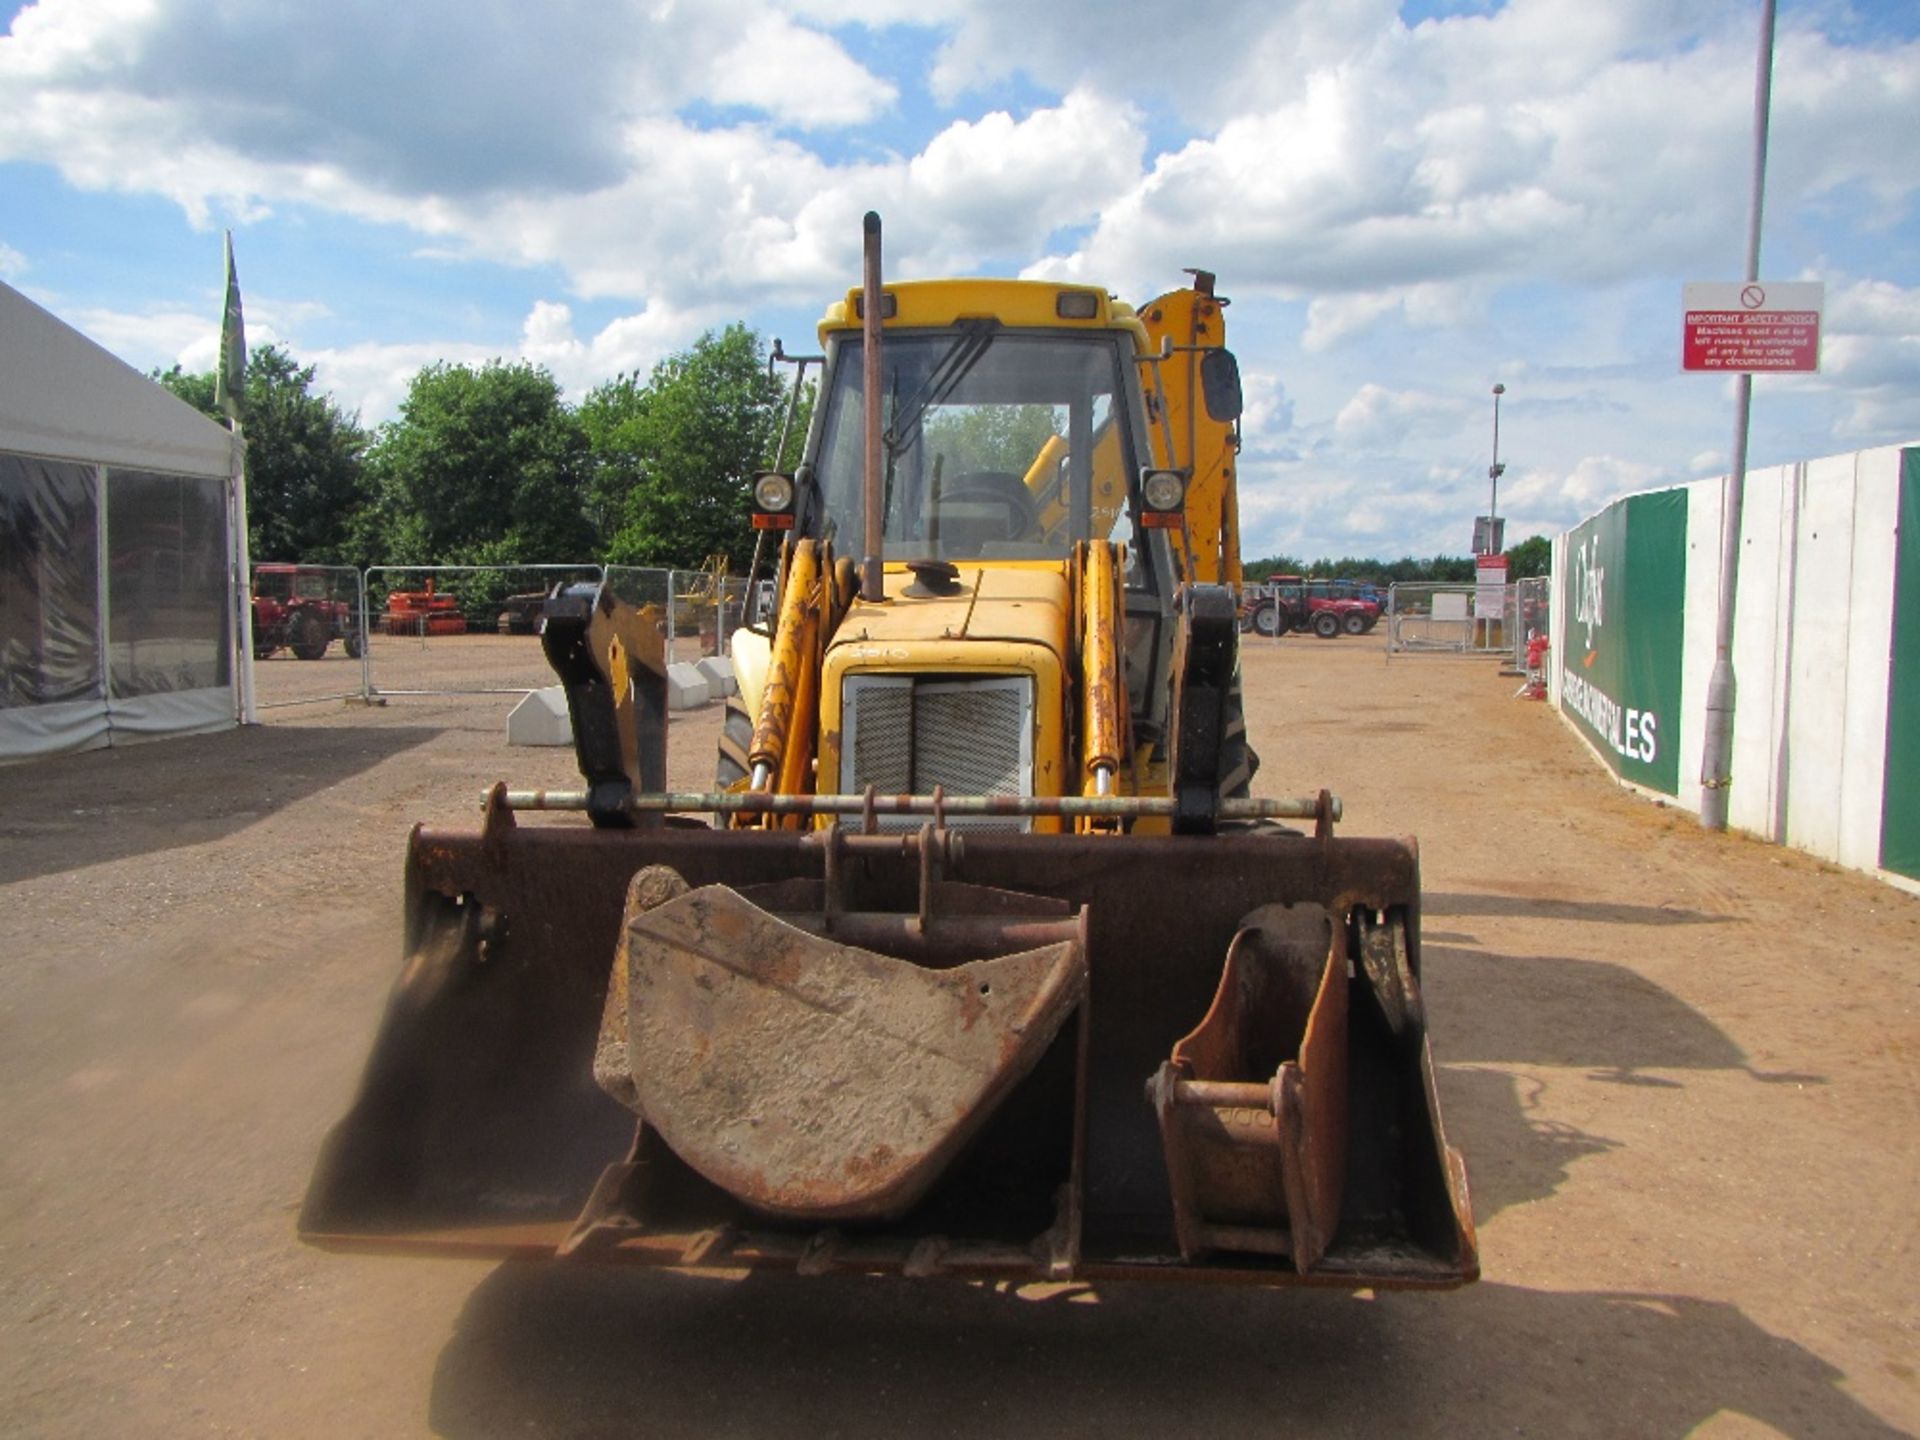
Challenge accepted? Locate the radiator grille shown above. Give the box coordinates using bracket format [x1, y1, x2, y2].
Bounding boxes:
[842, 675, 1032, 832]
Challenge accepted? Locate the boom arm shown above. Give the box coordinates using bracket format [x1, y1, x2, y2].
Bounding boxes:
[1136, 276, 1242, 588]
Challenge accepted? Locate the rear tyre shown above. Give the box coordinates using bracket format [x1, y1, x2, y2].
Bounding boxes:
[1342, 611, 1367, 635]
[713, 694, 756, 825]
[291, 610, 331, 660]
[1252, 602, 1283, 638]
[1312, 611, 1341, 639]
[343, 626, 365, 659]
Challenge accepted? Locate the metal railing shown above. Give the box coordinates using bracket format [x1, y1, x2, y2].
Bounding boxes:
[248, 562, 372, 709]
[1507, 575, 1551, 671]
[1385, 582, 1511, 658]
[250, 561, 763, 708]
[363, 564, 603, 697]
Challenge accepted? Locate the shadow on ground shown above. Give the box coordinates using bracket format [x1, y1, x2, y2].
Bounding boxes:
[0, 722, 443, 883]
[1421, 946, 1824, 1223]
[1426, 945, 1821, 1087]
[1432, 1064, 1622, 1222]
[428, 1267, 1905, 1439]
[1424, 890, 1727, 927]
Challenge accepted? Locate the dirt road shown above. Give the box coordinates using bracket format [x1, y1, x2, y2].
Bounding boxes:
[2, 638, 1916, 1437]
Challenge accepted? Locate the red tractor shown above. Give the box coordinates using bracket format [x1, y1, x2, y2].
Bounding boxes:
[1243, 576, 1377, 638]
[1238, 582, 1304, 638]
[251, 564, 364, 660]
[1309, 579, 1383, 635]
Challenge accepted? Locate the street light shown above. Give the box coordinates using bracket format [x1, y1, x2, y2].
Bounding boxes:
[1486, 383, 1506, 552]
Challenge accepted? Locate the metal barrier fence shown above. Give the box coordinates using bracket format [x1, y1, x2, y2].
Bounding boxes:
[250, 562, 775, 708]
[602, 567, 758, 666]
[248, 562, 372, 710]
[1507, 575, 1551, 671]
[668, 568, 751, 664]
[363, 564, 604, 697]
[1386, 582, 1511, 657]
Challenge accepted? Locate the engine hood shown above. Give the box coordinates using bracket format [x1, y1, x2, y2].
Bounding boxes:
[829, 564, 1071, 665]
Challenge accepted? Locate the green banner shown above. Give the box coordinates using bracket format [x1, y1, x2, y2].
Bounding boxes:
[1881, 449, 1920, 880]
[1559, 489, 1688, 794]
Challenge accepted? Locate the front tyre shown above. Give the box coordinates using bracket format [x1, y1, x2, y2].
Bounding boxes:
[1217, 658, 1261, 800]
[713, 694, 755, 825]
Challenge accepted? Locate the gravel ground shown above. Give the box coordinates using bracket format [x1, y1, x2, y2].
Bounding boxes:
[2, 632, 1916, 1438]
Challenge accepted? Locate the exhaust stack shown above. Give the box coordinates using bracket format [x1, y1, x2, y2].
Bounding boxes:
[861, 211, 885, 603]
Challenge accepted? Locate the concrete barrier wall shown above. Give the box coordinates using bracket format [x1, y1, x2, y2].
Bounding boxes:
[1554, 441, 1919, 893]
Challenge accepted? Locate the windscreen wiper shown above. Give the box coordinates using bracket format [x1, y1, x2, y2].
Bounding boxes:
[883, 319, 998, 455]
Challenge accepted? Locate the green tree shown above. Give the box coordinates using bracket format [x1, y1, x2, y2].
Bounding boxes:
[1507, 533, 1551, 579]
[1245, 554, 1307, 581]
[155, 345, 374, 564]
[922, 403, 1061, 475]
[369, 360, 591, 566]
[581, 325, 810, 569]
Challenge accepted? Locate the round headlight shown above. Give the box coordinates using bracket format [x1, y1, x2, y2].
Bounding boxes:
[754, 472, 796, 512]
[1142, 469, 1186, 512]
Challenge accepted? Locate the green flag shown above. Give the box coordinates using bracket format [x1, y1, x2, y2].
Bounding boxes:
[215, 230, 246, 422]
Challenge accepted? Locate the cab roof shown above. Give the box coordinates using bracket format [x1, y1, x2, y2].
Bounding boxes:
[818, 278, 1151, 352]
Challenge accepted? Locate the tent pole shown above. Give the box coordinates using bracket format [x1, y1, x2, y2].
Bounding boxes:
[231, 420, 258, 725]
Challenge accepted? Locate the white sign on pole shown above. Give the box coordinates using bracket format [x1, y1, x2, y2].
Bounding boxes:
[1474, 554, 1508, 620]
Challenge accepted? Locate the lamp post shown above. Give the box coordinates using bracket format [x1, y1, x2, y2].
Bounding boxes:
[1484, 383, 1506, 554]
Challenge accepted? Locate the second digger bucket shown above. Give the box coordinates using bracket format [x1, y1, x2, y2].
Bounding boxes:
[301, 799, 1475, 1287]
[592, 868, 1088, 1224]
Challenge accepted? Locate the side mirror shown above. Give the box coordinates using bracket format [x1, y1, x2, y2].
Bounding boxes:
[1200, 349, 1242, 423]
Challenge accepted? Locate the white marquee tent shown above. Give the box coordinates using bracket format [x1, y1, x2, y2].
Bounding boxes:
[1, 280, 247, 760]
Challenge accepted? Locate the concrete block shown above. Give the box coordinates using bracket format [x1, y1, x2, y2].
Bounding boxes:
[507, 686, 572, 747]
[667, 662, 710, 711]
[696, 655, 736, 697]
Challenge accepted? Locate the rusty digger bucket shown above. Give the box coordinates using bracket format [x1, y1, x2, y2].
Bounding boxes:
[301, 799, 1476, 1287]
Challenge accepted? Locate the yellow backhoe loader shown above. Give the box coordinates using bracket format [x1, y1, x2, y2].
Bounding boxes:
[301, 215, 1476, 1287]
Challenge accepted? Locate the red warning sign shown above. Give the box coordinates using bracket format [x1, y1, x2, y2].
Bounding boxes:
[1682, 281, 1823, 373]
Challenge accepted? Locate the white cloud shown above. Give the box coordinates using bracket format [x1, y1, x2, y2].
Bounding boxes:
[1503, 454, 1666, 515]
[1334, 382, 1458, 449]
[1022, 6, 1920, 335]
[0, 240, 25, 278]
[1301, 280, 1490, 351]
[516, 298, 725, 400]
[0, 0, 898, 217]
[54, 301, 250, 375]
[1239, 369, 1294, 441]
[703, 12, 897, 128]
[785, 0, 968, 24]
[5, 0, 1916, 562]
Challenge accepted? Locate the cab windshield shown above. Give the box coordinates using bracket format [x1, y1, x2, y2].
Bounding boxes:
[812, 330, 1145, 564]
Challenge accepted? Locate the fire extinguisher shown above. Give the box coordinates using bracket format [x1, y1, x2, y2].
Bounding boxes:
[1524, 634, 1551, 700]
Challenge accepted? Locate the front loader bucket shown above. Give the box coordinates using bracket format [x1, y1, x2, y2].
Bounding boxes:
[302, 798, 1475, 1287]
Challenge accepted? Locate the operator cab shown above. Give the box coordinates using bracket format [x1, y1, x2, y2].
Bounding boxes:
[808, 325, 1164, 571]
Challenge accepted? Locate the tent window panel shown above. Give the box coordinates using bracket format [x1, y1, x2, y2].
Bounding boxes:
[0, 453, 101, 709]
[106, 471, 230, 698]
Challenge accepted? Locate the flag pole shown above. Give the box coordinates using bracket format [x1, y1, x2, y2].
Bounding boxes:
[219, 230, 259, 725]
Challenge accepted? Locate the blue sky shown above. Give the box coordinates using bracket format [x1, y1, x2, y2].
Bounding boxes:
[3, 0, 1916, 561]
